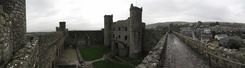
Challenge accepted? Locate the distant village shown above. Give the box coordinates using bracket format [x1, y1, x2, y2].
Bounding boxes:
[179, 21, 245, 50]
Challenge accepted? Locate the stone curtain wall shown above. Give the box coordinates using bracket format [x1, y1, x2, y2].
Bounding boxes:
[5, 32, 65, 68]
[67, 30, 103, 47]
[143, 29, 165, 53]
[36, 32, 65, 68]
[137, 33, 168, 68]
[174, 32, 245, 68]
[0, 0, 26, 52]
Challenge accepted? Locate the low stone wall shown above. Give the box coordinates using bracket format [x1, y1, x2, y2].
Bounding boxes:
[75, 47, 83, 64]
[136, 33, 168, 68]
[174, 32, 245, 68]
[5, 32, 66, 68]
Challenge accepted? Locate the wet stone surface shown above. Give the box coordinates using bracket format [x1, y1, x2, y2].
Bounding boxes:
[164, 34, 210, 68]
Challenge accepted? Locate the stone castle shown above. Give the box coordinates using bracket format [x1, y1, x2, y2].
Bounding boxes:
[0, 1, 164, 68]
[104, 4, 145, 58]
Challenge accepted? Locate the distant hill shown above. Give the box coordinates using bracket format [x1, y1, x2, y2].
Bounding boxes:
[146, 21, 245, 29]
[146, 21, 189, 29]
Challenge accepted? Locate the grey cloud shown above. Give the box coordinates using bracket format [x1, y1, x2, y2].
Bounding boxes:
[142, 0, 245, 23]
[27, 0, 245, 32]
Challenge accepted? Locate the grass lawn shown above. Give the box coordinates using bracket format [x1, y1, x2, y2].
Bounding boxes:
[80, 47, 109, 61]
[93, 60, 133, 68]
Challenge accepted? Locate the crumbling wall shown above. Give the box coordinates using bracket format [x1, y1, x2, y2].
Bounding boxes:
[5, 32, 65, 68]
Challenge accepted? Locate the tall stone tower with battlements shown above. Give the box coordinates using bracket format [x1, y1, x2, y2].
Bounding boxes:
[56, 21, 67, 32]
[104, 4, 145, 58]
[104, 15, 113, 47]
[59, 21, 66, 31]
[129, 4, 143, 58]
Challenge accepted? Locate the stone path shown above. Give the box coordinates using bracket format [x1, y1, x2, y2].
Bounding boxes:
[163, 34, 210, 68]
[57, 47, 80, 67]
[82, 55, 106, 68]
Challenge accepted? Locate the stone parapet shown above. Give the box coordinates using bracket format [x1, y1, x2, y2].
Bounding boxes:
[174, 32, 245, 68]
[136, 33, 168, 68]
[5, 32, 66, 68]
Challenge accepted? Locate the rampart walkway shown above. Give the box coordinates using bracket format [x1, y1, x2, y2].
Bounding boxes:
[163, 34, 210, 68]
[57, 47, 80, 68]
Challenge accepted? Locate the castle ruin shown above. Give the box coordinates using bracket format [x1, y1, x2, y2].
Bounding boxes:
[0, 2, 165, 68]
[104, 4, 145, 58]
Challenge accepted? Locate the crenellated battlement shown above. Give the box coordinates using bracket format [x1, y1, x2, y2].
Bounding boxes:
[130, 4, 142, 11]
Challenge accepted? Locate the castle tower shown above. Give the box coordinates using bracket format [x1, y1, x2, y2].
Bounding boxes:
[0, 5, 12, 65]
[56, 27, 59, 31]
[129, 4, 143, 58]
[104, 15, 113, 47]
[59, 21, 66, 31]
[0, 0, 26, 52]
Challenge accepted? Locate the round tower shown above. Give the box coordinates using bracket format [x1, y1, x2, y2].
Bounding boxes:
[0, 5, 12, 65]
[0, 0, 26, 52]
[104, 15, 113, 47]
[129, 4, 143, 58]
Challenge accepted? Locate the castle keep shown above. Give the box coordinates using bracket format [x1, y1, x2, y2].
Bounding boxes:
[104, 4, 145, 58]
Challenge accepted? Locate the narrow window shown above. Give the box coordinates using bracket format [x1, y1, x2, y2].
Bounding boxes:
[125, 36, 128, 40]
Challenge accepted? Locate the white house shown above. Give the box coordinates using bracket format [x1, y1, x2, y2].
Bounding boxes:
[215, 34, 228, 40]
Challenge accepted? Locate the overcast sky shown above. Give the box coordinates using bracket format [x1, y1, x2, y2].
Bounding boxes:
[26, 0, 245, 32]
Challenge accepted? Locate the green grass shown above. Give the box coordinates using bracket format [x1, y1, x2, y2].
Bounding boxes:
[80, 47, 109, 61]
[93, 60, 133, 68]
